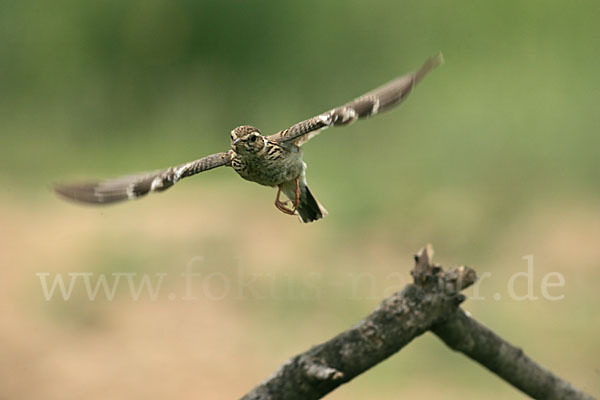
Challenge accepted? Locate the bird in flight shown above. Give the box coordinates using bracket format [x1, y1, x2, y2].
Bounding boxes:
[55, 52, 443, 223]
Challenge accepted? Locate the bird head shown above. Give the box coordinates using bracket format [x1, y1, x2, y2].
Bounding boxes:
[230, 125, 265, 155]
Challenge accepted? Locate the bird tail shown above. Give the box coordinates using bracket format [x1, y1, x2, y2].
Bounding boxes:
[296, 184, 328, 223]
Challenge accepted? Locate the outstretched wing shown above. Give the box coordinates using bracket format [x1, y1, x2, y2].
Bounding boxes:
[54, 151, 233, 205]
[268, 52, 443, 146]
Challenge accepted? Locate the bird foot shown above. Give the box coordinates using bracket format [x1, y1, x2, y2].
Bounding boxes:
[275, 200, 296, 215]
[274, 181, 300, 216]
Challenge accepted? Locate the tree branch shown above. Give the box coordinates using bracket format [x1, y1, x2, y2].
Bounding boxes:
[433, 309, 595, 400]
[241, 245, 594, 400]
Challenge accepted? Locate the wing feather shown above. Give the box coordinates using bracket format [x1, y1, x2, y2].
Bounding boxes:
[54, 151, 233, 205]
[268, 52, 443, 146]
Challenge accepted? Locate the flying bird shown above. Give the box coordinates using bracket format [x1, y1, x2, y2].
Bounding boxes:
[55, 53, 443, 223]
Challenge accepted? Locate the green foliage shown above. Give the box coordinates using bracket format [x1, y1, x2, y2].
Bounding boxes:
[2, 0, 598, 203]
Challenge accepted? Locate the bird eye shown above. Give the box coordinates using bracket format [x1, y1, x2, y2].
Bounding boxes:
[249, 135, 257, 143]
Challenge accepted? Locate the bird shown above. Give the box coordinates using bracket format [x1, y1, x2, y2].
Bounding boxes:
[54, 52, 443, 223]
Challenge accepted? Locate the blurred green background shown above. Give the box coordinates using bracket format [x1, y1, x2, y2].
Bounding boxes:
[1, 0, 599, 399]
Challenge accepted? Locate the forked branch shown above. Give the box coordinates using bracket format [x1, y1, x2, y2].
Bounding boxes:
[241, 245, 594, 400]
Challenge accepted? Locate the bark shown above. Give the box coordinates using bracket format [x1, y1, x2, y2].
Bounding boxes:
[433, 309, 595, 400]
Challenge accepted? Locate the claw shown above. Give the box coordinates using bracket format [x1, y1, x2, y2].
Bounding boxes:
[274, 184, 296, 215]
[275, 200, 295, 215]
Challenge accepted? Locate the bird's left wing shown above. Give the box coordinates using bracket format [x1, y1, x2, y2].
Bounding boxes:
[268, 52, 443, 146]
[54, 151, 233, 205]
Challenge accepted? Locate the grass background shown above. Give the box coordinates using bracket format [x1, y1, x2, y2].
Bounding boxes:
[1, 0, 599, 398]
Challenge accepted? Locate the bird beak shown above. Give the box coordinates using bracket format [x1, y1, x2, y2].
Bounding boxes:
[232, 138, 241, 145]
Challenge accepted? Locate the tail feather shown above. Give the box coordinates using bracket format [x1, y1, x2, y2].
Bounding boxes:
[296, 185, 328, 223]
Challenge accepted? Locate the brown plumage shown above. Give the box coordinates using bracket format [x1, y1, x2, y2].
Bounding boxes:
[54, 52, 443, 223]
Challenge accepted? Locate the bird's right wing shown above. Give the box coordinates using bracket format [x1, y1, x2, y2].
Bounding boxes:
[54, 151, 233, 205]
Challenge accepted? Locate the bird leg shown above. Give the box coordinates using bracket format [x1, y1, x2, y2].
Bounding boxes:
[274, 184, 295, 215]
[274, 179, 301, 215]
[293, 178, 300, 210]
